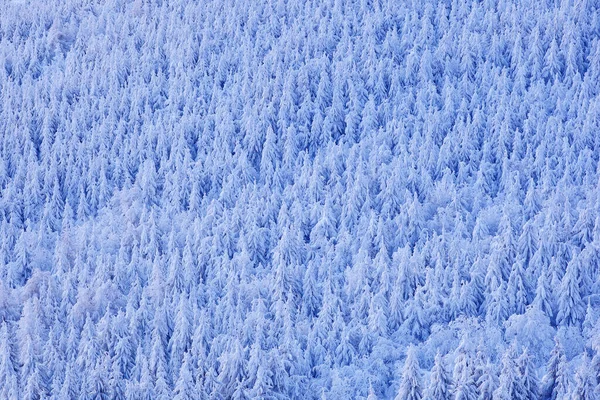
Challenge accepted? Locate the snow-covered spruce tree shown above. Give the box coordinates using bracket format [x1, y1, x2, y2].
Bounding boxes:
[557, 255, 585, 327]
[477, 361, 498, 400]
[571, 355, 596, 400]
[453, 340, 478, 400]
[395, 347, 423, 400]
[424, 352, 452, 400]
[493, 342, 525, 400]
[517, 347, 539, 400]
[541, 338, 569, 400]
[0, 322, 19, 399]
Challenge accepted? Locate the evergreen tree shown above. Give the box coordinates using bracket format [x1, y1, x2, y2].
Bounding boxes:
[572, 355, 596, 400]
[454, 340, 478, 400]
[493, 342, 524, 400]
[425, 352, 452, 400]
[173, 352, 197, 400]
[0, 322, 18, 399]
[109, 358, 127, 400]
[87, 355, 110, 400]
[542, 339, 569, 400]
[395, 347, 423, 400]
[517, 347, 539, 400]
[557, 257, 585, 327]
[477, 362, 498, 400]
[533, 270, 556, 324]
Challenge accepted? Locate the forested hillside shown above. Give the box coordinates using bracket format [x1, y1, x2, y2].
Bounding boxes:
[1, 0, 600, 398]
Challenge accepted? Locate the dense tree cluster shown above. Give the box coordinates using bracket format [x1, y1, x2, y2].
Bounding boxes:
[1, 0, 600, 398]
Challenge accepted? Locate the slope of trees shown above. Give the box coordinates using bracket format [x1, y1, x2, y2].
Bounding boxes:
[1, 0, 600, 398]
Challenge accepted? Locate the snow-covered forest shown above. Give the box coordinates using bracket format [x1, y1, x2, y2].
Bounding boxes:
[1, 0, 600, 398]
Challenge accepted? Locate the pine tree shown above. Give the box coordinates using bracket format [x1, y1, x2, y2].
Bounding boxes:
[87, 355, 110, 400]
[542, 339, 569, 400]
[455, 377, 478, 400]
[518, 219, 538, 267]
[250, 362, 275, 399]
[583, 300, 597, 339]
[155, 362, 172, 400]
[231, 378, 250, 400]
[477, 361, 497, 400]
[217, 339, 247, 397]
[109, 358, 127, 400]
[403, 287, 429, 340]
[0, 322, 19, 399]
[59, 363, 79, 400]
[454, 340, 478, 400]
[170, 294, 194, 377]
[493, 342, 524, 400]
[22, 367, 45, 400]
[507, 260, 529, 315]
[302, 261, 321, 318]
[425, 352, 452, 400]
[173, 352, 197, 400]
[557, 256, 585, 327]
[486, 282, 509, 326]
[139, 159, 158, 208]
[395, 347, 423, 400]
[572, 355, 596, 400]
[113, 331, 135, 381]
[11, 230, 32, 287]
[533, 270, 556, 324]
[138, 358, 155, 400]
[517, 347, 539, 400]
[77, 315, 100, 372]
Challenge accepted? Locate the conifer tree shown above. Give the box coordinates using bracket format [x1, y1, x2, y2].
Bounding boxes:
[395, 347, 423, 400]
[0, 322, 18, 399]
[542, 339, 569, 400]
[557, 256, 585, 327]
[493, 342, 523, 400]
[173, 352, 197, 400]
[425, 352, 452, 400]
[518, 347, 539, 400]
[572, 355, 596, 400]
[477, 361, 497, 400]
